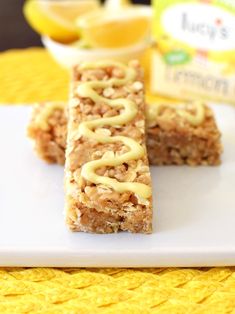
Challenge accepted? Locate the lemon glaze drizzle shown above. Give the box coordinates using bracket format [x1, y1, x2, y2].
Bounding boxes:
[34, 102, 65, 131]
[76, 61, 151, 199]
[35, 99, 204, 132]
[147, 101, 205, 127]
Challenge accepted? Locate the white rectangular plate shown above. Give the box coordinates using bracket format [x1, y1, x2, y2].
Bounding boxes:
[0, 105, 235, 267]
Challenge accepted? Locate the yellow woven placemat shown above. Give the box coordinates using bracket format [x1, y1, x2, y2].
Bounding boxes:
[0, 48, 69, 104]
[1, 48, 235, 314]
[0, 267, 235, 313]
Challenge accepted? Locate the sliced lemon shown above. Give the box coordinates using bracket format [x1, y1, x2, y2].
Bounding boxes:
[23, 0, 100, 43]
[77, 7, 151, 49]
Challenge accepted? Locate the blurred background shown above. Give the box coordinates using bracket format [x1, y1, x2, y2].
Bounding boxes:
[0, 0, 150, 51]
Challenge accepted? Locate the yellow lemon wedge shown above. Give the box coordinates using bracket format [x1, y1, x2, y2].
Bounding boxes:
[23, 0, 100, 43]
[77, 6, 151, 49]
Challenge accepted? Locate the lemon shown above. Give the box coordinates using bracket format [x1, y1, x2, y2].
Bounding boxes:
[23, 0, 100, 43]
[77, 6, 151, 49]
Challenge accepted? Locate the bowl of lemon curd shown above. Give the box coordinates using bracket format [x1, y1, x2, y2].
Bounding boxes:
[42, 5, 152, 68]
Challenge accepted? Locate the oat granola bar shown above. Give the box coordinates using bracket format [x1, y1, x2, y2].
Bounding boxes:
[27, 102, 66, 165]
[28, 100, 222, 166]
[146, 101, 222, 166]
[65, 60, 152, 233]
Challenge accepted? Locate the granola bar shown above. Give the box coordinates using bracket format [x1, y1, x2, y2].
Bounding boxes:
[28, 100, 222, 166]
[65, 60, 153, 233]
[27, 102, 66, 165]
[146, 101, 222, 166]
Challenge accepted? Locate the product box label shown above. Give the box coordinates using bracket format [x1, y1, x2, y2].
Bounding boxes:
[151, 0, 235, 103]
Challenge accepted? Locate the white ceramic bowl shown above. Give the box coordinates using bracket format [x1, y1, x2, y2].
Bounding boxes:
[42, 36, 151, 68]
